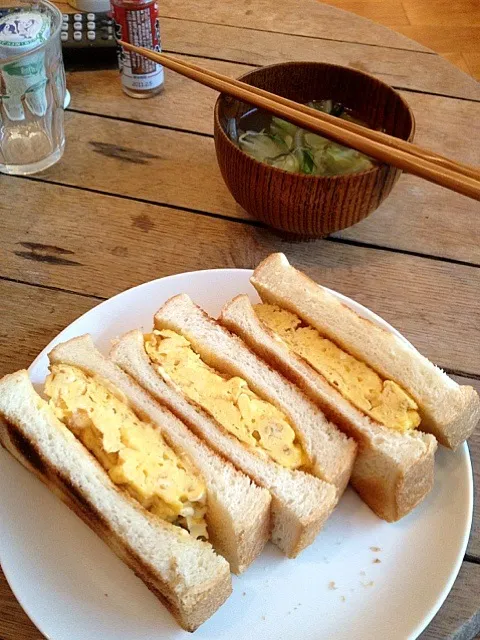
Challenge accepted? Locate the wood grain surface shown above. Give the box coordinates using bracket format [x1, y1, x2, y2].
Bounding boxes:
[322, 0, 480, 80]
[39, 111, 477, 229]
[158, 18, 480, 99]
[1, 0, 479, 638]
[22, 107, 480, 266]
[159, 0, 430, 51]
[64, 63, 480, 263]
[65, 61, 480, 146]
[1, 178, 479, 375]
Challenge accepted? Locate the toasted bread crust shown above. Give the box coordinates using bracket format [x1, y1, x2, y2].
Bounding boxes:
[154, 294, 356, 494]
[220, 294, 437, 522]
[0, 371, 231, 632]
[111, 329, 337, 558]
[48, 335, 271, 575]
[251, 253, 479, 450]
[167, 400, 336, 558]
[350, 437, 436, 521]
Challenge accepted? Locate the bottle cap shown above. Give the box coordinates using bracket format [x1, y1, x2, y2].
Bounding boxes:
[0, 10, 51, 56]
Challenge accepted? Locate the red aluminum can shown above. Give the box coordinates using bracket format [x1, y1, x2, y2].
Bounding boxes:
[111, 0, 164, 98]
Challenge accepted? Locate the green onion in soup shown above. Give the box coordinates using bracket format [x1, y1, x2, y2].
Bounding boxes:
[230, 100, 377, 177]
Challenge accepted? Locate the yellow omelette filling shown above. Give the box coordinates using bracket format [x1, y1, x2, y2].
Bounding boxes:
[144, 329, 306, 469]
[44, 364, 208, 538]
[255, 304, 421, 433]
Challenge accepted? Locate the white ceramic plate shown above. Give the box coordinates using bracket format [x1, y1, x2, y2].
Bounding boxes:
[0, 269, 473, 640]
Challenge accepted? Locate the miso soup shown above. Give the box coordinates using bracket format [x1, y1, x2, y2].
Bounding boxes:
[228, 100, 377, 177]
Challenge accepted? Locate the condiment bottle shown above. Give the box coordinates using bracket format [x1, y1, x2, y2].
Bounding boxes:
[111, 0, 164, 98]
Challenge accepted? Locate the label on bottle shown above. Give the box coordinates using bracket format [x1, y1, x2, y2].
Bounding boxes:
[112, 2, 164, 91]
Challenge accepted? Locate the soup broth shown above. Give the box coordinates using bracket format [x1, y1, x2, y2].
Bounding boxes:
[228, 100, 377, 177]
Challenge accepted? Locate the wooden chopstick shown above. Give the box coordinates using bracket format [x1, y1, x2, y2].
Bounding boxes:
[182, 59, 479, 182]
[133, 49, 478, 182]
[119, 41, 480, 201]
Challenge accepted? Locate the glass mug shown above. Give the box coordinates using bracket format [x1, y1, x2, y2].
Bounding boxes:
[0, 0, 66, 174]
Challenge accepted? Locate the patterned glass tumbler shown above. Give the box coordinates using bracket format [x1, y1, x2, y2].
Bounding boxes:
[0, 0, 66, 175]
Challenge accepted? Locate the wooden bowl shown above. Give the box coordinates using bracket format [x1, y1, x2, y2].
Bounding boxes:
[214, 62, 415, 238]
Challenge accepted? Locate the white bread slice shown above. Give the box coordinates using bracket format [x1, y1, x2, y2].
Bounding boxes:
[221, 295, 438, 522]
[0, 370, 231, 632]
[111, 329, 337, 558]
[154, 294, 357, 494]
[48, 335, 271, 575]
[251, 253, 480, 450]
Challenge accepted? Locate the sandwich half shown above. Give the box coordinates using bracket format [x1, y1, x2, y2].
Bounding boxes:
[249, 253, 479, 450]
[47, 335, 271, 575]
[0, 370, 231, 632]
[151, 294, 357, 493]
[112, 329, 338, 558]
[220, 294, 437, 522]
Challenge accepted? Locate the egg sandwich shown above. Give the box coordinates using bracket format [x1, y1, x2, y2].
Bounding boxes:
[220, 253, 479, 521]
[111, 295, 357, 557]
[0, 369, 230, 631]
[0, 335, 274, 630]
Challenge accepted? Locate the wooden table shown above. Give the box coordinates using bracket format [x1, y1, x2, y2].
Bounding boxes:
[1, 0, 479, 638]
